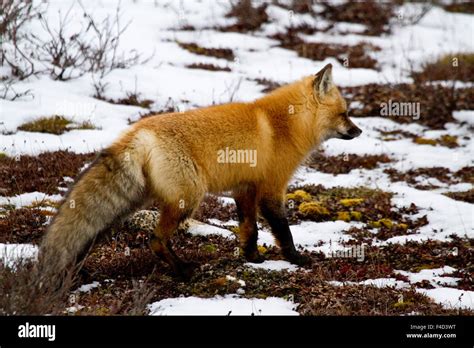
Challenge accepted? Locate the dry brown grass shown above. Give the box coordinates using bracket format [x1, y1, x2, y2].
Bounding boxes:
[306, 152, 391, 175]
[384, 166, 473, 190]
[342, 83, 474, 129]
[0, 150, 96, 196]
[95, 91, 154, 109]
[444, 189, 474, 203]
[178, 42, 235, 61]
[320, 1, 395, 36]
[0, 258, 76, 315]
[222, 0, 269, 32]
[186, 63, 231, 72]
[271, 27, 381, 70]
[412, 53, 474, 83]
[18, 116, 96, 135]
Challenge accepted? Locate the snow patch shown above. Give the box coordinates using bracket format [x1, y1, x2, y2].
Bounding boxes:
[0, 243, 38, 269]
[148, 295, 298, 315]
[245, 260, 299, 272]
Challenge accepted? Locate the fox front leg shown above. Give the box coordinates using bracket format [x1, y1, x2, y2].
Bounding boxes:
[259, 198, 311, 266]
[234, 185, 264, 263]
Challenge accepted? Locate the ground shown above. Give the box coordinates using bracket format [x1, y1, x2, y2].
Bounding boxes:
[0, 0, 473, 315]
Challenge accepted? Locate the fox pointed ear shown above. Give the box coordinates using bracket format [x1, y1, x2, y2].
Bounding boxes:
[313, 63, 334, 98]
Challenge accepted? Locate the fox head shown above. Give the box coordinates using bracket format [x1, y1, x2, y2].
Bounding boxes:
[310, 63, 362, 141]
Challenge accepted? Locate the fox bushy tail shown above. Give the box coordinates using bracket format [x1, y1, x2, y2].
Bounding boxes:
[39, 149, 146, 273]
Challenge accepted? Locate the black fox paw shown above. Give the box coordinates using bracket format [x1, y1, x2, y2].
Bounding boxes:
[176, 261, 198, 281]
[284, 250, 312, 267]
[245, 251, 265, 264]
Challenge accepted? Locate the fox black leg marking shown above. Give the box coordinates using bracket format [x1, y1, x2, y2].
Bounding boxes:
[260, 198, 311, 266]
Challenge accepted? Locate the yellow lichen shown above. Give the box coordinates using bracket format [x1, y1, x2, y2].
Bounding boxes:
[414, 137, 437, 146]
[397, 223, 408, 230]
[299, 201, 329, 216]
[439, 135, 458, 148]
[257, 245, 267, 254]
[393, 300, 414, 308]
[379, 218, 393, 228]
[350, 211, 362, 221]
[369, 218, 393, 228]
[368, 220, 380, 228]
[335, 211, 351, 222]
[340, 198, 364, 207]
[286, 190, 312, 202]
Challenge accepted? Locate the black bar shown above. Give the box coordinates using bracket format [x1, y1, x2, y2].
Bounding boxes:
[0, 316, 472, 346]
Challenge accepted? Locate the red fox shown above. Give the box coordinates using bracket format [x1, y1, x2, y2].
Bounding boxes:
[40, 63, 362, 278]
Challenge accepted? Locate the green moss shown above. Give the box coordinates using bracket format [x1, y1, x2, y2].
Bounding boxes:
[202, 243, 217, 253]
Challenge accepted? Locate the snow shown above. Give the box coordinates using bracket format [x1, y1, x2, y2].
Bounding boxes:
[245, 260, 299, 272]
[453, 110, 474, 125]
[329, 278, 409, 289]
[226, 275, 246, 287]
[294, 157, 473, 245]
[329, 266, 472, 310]
[416, 288, 474, 310]
[395, 267, 459, 288]
[187, 221, 235, 239]
[298, 4, 474, 84]
[65, 305, 85, 314]
[319, 117, 472, 171]
[257, 220, 364, 255]
[0, 192, 62, 208]
[148, 295, 298, 315]
[75, 281, 101, 293]
[207, 218, 239, 227]
[0, 243, 38, 269]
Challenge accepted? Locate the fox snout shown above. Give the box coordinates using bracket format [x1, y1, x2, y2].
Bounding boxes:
[338, 119, 362, 140]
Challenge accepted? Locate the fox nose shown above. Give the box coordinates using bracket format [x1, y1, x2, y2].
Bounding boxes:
[348, 126, 362, 138]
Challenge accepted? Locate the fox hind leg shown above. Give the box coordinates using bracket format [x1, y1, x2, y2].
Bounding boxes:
[150, 202, 197, 279]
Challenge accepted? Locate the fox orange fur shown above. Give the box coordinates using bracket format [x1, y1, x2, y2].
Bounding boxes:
[40, 63, 362, 278]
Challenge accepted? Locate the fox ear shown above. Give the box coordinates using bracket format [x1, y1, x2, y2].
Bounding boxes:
[313, 63, 333, 98]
